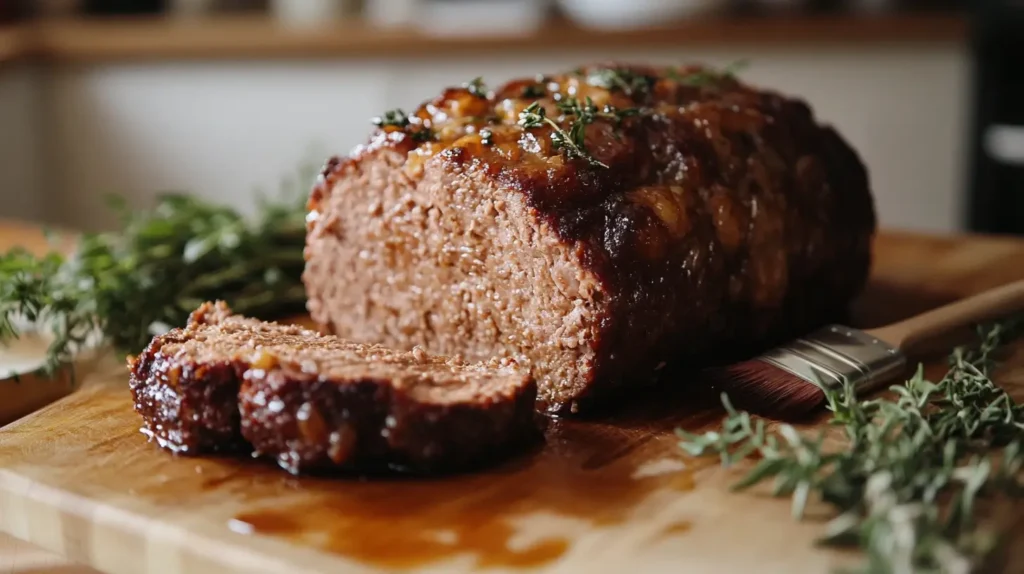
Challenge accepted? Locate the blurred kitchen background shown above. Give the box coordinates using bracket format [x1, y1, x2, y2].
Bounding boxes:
[0, 0, 1020, 235]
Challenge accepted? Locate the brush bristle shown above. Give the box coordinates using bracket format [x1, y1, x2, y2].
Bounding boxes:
[701, 359, 827, 421]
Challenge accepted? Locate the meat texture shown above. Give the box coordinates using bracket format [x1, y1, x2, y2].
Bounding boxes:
[128, 302, 539, 474]
[302, 62, 877, 414]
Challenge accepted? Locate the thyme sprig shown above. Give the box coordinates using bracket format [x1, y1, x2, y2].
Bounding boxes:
[372, 109, 435, 142]
[520, 83, 546, 98]
[371, 108, 410, 128]
[464, 77, 488, 98]
[517, 97, 639, 168]
[671, 59, 750, 87]
[584, 68, 657, 97]
[678, 318, 1024, 572]
[0, 164, 317, 379]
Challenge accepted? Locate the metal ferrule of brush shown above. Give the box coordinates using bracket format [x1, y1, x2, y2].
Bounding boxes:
[760, 325, 907, 395]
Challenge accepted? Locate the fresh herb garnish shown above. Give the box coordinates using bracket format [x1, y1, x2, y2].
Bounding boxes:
[518, 97, 639, 168]
[585, 68, 657, 98]
[0, 165, 316, 379]
[464, 77, 488, 98]
[672, 59, 750, 87]
[372, 108, 434, 142]
[521, 84, 546, 98]
[408, 128, 435, 143]
[678, 318, 1024, 572]
[371, 108, 411, 128]
[518, 102, 599, 166]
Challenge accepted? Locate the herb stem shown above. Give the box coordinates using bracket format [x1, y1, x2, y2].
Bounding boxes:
[677, 317, 1024, 572]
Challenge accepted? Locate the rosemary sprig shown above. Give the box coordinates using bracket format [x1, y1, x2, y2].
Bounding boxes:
[677, 318, 1024, 572]
[517, 97, 638, 168]
[0, 163, 317, 379]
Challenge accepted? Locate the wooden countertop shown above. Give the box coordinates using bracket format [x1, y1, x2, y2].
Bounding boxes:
[1, 221, 1023, 573]
[0, 11, 967, 65]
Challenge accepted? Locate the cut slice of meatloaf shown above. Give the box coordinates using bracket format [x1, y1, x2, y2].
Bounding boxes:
[129, 301, 262, 455]
[302, 62, 877, 414]
[128, 301, 539, 472]
[238, 344, 539, 475]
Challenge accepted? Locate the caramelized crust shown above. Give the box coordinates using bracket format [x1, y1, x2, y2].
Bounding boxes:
[304, 62, 876, 413]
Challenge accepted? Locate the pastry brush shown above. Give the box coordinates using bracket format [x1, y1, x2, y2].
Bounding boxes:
[706, 279, 1024, 420]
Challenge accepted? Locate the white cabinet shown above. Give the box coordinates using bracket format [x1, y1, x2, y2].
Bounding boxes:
[0, 43, 971, 233]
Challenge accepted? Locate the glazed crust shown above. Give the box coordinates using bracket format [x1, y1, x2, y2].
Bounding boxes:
[128, 303, 252, 455]
[306, 63, 876, 412]
[239, 365, 541, 475]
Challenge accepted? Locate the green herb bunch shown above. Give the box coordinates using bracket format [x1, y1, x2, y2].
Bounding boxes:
[678, 318, 1024, 572]
[0, 164, 317, 378]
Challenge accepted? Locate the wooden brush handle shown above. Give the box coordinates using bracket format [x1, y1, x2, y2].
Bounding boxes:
[868, 279, 1024, 359]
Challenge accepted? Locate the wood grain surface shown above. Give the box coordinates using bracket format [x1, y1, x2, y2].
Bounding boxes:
[1, 229, 1024, 574]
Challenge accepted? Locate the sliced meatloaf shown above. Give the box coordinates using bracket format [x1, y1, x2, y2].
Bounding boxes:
[302, 62, 877, 414]
[128, 302, 539, 472]
[128, 301, 260, 455]
[238, 341, 539, 475]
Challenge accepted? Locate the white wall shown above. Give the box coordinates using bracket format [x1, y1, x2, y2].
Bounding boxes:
[22, 42, 974, 232]
[0, 65, 44, 222]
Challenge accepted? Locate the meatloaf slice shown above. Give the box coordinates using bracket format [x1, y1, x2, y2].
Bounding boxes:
[239, 345, 539, 475]
[129, 301, 262, 454]
[128, 302, 539, 473]
[303, 62, 877, 414]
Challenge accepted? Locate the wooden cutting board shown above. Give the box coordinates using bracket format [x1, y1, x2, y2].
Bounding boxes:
[0, 219, 80, 429]
[2, 229, 1024, 574]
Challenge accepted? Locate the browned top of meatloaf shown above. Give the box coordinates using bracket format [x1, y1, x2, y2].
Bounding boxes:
[310, 62, 875, 367]
[159, 301, 531, 406]
[314, 62, 871, 217]
[312, 61, 873, 275]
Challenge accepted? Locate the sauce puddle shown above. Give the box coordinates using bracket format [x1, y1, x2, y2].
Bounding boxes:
[216, 381, 726, 570]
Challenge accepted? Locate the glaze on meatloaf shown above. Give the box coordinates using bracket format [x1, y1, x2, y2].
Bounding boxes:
[128, 302, 538, 473]
[302, 62, 877, 414]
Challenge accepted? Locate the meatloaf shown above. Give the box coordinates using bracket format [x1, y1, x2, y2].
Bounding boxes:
[128, 301, 539, 473]
[303, 62, 877, 414]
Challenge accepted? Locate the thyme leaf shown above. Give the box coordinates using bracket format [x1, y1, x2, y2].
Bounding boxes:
[464, 77, 488, 98]
[521, 84, 546, 98]
[678, 317, 1024, 572]
[371, 108, 410, 128]
[671, 59, 750, 87]
[585, 67, 658, 98]
[372, 108, 434, 142]
[409, 128, 436, 143]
